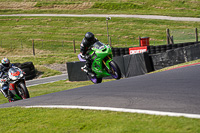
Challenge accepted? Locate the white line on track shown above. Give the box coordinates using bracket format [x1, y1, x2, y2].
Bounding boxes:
[24, 105, 200, 119]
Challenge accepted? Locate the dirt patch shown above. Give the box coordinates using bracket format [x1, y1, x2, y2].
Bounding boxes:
[0, 2, 93, 10]
[45, 2, 94, 10]
[0, 2, 37, 9]
[43, 63, 67, 74]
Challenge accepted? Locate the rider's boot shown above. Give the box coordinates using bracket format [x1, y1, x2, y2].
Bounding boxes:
[81, 59, 92, 73]
[81, 65, 89, 73]
[87, 71, 95, 78]
[81, 65, 95, 77]
[7, 93, 15, 102]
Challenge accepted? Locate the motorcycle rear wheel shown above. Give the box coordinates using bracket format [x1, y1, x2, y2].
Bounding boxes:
[109, 61, 121, 80]
[87, 73, 102, 84]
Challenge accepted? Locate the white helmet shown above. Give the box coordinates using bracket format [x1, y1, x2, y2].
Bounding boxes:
[1, 58, 10, 67]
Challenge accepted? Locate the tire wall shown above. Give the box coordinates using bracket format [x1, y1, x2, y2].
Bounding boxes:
[12, 62, 36, 80]
[111, 42, 198, 57]
[150, 43, 200, 70]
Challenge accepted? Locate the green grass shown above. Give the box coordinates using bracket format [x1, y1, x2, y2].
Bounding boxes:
[0, 15, 199, 81]
[35, 65, 62, 78]
[0, 16, 199, 77]
[0, 0, 200, 18]
[0, 107, 200, 133]
[0, 16, 199, 53]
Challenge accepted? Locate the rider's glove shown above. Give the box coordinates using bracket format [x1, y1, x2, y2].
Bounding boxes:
[85, 55, 90, 60]
[80, 53, 91, 60]
[80, 54, 90, 60]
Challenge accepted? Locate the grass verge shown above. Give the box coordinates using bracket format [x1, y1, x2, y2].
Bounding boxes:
[0, 107, 200, 133]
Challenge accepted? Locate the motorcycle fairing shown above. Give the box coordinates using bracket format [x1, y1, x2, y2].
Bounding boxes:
[9, 83, 22, 100]
[89, 43, 113, 78]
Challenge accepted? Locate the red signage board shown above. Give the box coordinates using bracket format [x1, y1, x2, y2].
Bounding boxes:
[129, 46, 147, 55]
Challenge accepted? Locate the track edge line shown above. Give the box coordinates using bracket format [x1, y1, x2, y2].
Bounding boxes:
[24, 105, 200, 119]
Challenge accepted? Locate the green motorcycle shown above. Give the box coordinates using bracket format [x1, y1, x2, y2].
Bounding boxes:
[78, 41, 121, 84]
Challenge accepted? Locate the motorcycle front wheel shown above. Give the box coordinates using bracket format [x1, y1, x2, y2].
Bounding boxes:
[18, 82, 30, 99]
[109, 61, 121, 80]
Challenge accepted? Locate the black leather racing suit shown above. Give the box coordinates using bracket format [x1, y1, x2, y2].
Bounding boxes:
[80, 37, 99, 71]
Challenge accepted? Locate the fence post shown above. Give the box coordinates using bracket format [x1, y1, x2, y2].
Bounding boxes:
[109, 37, 112, 47]
[195, 28, 198, 42]
[139, 36, 141, 46]
[32, 39, 35, 56]
[170, 36, 174, 44]
[166, 28, 170, 45]
[73, 39, 76, 53]
[21, 40, 23, 49]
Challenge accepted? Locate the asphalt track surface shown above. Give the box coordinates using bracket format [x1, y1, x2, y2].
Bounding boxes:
[0, 64, 200, 118]
[26, 74, 68, 87]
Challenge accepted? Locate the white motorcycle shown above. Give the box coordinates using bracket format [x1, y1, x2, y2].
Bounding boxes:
[0, 67, 30, 102]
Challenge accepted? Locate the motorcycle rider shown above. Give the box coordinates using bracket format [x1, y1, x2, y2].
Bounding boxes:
[80, 32, 99, 75]
[0, 58, 13, 98]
